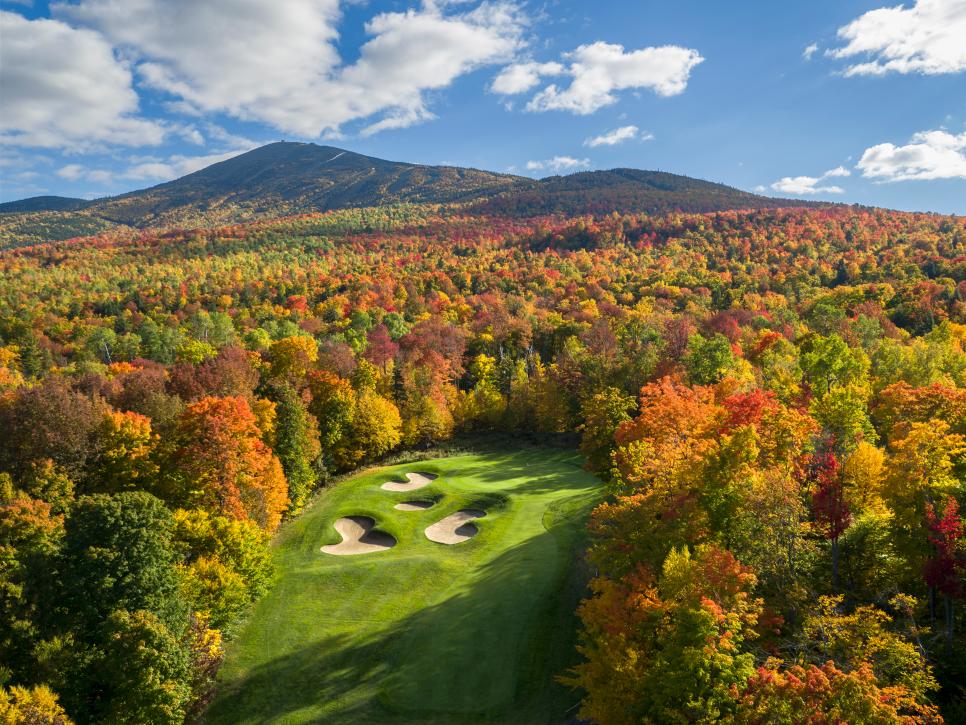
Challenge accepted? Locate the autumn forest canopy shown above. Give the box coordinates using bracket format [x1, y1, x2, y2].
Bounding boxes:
[0, 188, 965, 723]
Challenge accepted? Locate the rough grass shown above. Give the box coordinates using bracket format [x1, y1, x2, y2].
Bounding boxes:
[204, 448, 601, 724]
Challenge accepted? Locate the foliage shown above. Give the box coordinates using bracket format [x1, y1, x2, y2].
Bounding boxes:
[0, 197, 964, 721]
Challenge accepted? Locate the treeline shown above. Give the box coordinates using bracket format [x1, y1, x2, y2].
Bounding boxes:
[0, 204, 963, 722]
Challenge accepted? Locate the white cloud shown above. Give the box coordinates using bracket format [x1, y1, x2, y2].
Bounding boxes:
[57, 164, 114, 184]
[769, 166, 849, 195]
[584, 125, 652, 147]
[857, 129, 966, 180]
[491, 61, 563, 94]
[54, 140, 258, 187]
[54, 0, 527, 138]
[803, 43, 819, 60]
[495, 41, 703, 114]
[823, 165, 851, 177]
[57, 164, 89, 181]
[830, 0, 966, 76]
[0, 11, 165, 150]
[525, 156, 590, 173]
[124, 149, 254, 181]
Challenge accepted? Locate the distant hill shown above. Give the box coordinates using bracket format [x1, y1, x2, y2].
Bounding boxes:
[0, 195, 89, 213]
[472, 168, 814, 217]
[0, 142, 818, 240]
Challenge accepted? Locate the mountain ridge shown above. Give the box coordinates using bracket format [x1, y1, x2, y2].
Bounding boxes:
[0, 142, 819, 240]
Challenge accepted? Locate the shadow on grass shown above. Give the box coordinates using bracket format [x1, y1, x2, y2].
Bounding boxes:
[204, 506, 594, 725]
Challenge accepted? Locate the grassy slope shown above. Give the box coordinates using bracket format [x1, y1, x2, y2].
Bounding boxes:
[205, 448, 601, 724]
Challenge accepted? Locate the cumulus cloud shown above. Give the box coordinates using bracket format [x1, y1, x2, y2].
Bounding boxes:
[823, 165, 851, 178]
[54, 125, 259, 186]
[0, 11, 165, 150]
[857, 129, 966, 180]
[829, 0, 966, 76]
[57, 164, 114, 184]
[490, 61, 564, 94]
[494, 41, 703, 114]
[53, 148, 256, 187]
[525, 156, 590, 173]
[53, 0, 527, 137]
[769, 166, 850, 195]
[584, 125, 652, 147]
[803, 43, 819, 60]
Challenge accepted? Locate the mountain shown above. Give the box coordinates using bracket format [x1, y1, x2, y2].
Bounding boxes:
[0, 195, 89, 213]
[0, 142, 818, 240]
[80, 142, 527, 227]
[474, 168, 813, 217]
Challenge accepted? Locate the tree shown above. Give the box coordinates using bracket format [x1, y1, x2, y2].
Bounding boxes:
[21, 459, 75, 514]
[874, 382, 966, 442]
[0, 684, 73, 724]
[363, 324, 399, 371]
[59, 492, 185, 634]
[883, 420, 966, 579]
[167, 346, 259, 402]
[161, 396, 289, 532]
[173, 508, 272, 630]
[341, 391, 402, 469]
[87, 609, 192, 725]
[307, 370, 357, 470]
[399, 353, 457, 445]
[841, 441, 887, 515]
[800, 334, 869, 395]
[0, 491, 65, 681]
[810, 451, 851, 589]
[457, 354, 506, 430]
[578, 387, 635, 474]
[268, 335, 318, 383]
[683, 333, 735, 385]
[924, 497, 964, 651]
[611, 376, 721, 494]
[268, 383, 321, 514]
[798, 595, 938, 706]
[729, 660, 942, 725]
[0, 379, 105, 481]
[86, 410, 158, 494]
[565, 546, 761, 725]
[810, 383, 877, 450]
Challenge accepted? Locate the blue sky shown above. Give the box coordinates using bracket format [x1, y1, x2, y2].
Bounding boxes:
[2, 0, 965, 214]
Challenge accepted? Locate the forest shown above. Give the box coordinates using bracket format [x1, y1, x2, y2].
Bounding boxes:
[0, 202, 964, 723]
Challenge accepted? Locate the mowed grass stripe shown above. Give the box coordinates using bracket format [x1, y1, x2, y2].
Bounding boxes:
[205, 449, 601, 724]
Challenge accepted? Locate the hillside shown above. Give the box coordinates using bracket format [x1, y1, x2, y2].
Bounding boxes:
[0, 195, 89, 213]
[0, 143, 817, 243]
[86, 142, 527, 227]
[474, 168, 817, 216]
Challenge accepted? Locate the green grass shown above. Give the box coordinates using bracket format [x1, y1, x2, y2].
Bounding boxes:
[204, 448, 601, 724]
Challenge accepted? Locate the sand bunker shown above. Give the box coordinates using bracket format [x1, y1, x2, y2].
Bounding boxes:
[394, 500, 435, 511]
[425, 509, 486, 545]
[321, 516, 396, 556]
[381, 472, 438, 492]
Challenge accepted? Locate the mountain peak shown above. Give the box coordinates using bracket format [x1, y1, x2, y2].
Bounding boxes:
[1, 142, 816, 232]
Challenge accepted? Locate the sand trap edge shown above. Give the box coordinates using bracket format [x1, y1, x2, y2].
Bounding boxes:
[322, 515, 396, 556]
[381, 472, 439, 492]
[424, 509, 486, 545]
[394, 500, 435, 511]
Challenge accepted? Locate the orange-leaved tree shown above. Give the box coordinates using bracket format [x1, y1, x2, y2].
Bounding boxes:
[160, 396, 288, 532]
